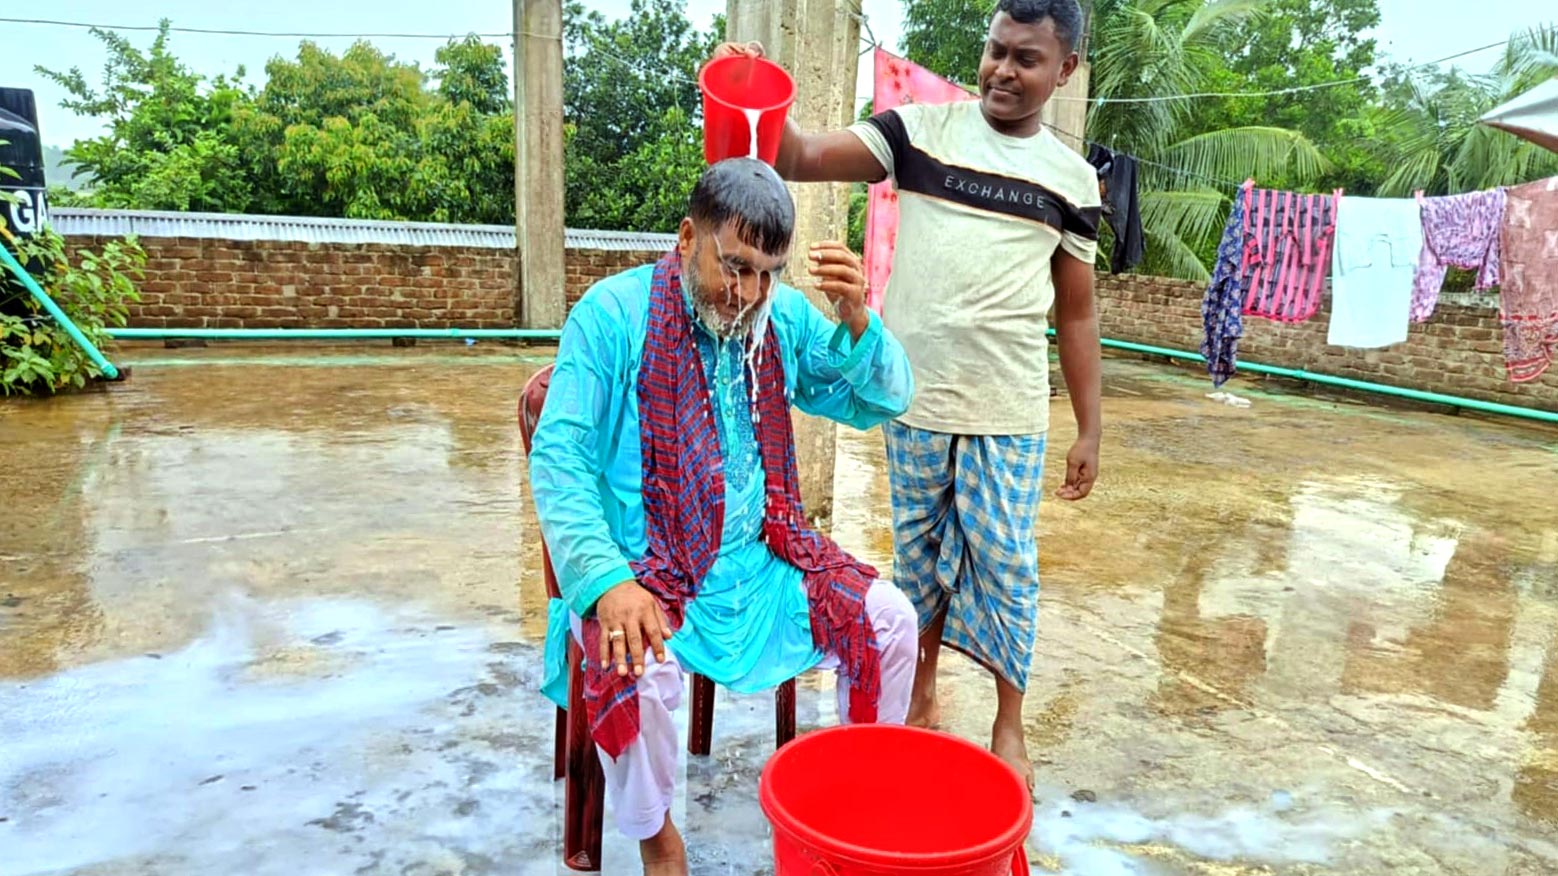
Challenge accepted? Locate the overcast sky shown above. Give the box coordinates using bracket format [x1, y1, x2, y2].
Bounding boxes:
[1, 0, 1549, 147]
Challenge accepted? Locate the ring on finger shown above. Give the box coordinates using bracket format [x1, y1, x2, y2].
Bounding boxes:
[607, 629, 625, 640]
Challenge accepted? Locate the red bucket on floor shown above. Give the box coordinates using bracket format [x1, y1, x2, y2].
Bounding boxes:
[699, 55, 796, 165]
[759, 725, 1031, 875]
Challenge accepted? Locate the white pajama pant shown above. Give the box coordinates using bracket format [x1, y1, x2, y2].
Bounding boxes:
[569, 579, 918, 840]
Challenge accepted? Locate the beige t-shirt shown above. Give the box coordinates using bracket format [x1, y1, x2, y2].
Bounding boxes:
[850, 99, 1101, 435]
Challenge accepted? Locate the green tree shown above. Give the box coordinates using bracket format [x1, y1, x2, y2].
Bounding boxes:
[43, 27, 517, 225]
[900, 0, 993, 85]
[562, 0, 723, 232]
[435, 36, 512, 115]
[37, 21, 253, 213]
[1373, 26, 1558, 197]
[42, 4, 724, 232]
[1084, 0, 1338, 278]
[0, 218, 145, 395]
[426, 38, 517, 225]
[239, 41, 429, 220]
[846, 101, 874, 253]
[1178, 0, 1383, 192]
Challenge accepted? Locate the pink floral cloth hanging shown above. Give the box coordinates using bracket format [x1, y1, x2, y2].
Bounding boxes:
[863, 49, 976, 312]
[1499, 176, 1558, 383]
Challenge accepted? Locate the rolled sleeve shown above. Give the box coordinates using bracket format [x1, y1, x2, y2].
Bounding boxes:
[849, 121, 895, 177]
[1060, 167, 1104, 265]
[1060, 231, 1098, 265]
[847, 104, 922, 181]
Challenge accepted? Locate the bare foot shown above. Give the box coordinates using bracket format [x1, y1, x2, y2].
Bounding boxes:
[991, 722, 1034, 793]
[641, 817, 688, 876]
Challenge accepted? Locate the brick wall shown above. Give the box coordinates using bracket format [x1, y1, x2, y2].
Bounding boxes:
[564, 248, 660, 308]
[1095, 273, 1558, 411]
[60, 223, 1556, 413]
[63, 236, 663, 329]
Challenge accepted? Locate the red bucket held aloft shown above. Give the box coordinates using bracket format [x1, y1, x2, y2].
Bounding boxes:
[760, 725, 1032, 876]
[699, 55, 796, 166]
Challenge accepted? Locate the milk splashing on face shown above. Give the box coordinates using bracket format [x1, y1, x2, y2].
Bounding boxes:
[705, 235, 775, 429]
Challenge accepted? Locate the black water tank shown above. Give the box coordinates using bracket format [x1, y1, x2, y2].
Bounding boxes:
[0, 87, 49, 238]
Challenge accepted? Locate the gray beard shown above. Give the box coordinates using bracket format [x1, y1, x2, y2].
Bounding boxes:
[685, 261, 753, 340]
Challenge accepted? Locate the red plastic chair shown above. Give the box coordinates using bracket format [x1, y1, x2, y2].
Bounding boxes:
[519, 364, 797, 871]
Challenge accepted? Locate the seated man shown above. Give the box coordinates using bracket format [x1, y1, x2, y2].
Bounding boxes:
[529, 158, 918, 875]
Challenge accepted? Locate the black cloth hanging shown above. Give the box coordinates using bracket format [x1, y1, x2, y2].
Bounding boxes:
[1086, 143, 1145, 274]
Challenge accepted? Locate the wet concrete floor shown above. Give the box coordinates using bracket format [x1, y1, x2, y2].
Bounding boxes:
[1, 345, 1556, 875]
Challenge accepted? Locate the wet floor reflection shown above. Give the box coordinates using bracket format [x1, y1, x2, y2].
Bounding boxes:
[1341, 528, 1517, 712]
[1151, 534, 1270, 719]
[0, 411, 113, 678]
[1517, 638, 1558, 827]
[2, 349, 1557, 874]
[0, 348, 550, 681]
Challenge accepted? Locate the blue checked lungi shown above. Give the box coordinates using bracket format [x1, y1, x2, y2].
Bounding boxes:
[883, 420, 1046, 692]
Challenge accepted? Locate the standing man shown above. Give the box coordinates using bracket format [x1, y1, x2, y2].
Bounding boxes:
[711, 0, 1102, 789]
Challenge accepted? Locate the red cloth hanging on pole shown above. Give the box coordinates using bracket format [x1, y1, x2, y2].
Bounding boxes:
[862, 49, 976, 313]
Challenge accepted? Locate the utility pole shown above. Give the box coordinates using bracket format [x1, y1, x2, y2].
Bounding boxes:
[1041, 63, 1089, 154]
[1044, 3, 1090, 153]
[513, 0, 567, 330]
[726, 0, 861, 525]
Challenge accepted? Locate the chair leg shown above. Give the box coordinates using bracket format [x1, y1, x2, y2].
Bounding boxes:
[563, 640, 605, 872]
[775, 678, 797, 748]
[688, 672, 715, 756]
[553, 705, 567, 781]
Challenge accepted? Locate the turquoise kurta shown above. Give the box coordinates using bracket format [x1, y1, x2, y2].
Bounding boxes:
[531, 264, 914, 708]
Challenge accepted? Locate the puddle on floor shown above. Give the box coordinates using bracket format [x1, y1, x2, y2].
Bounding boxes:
[2, 348, 1556, 874]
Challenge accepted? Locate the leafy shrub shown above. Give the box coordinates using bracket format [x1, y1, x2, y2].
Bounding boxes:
[1, 222, 145, 396]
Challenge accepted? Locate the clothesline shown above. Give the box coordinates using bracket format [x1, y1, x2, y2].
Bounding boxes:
[7, 12, 1513, 107]
[1201, 177, 1557, 387]
[853, 34, 1510, 106]
[575, 41, 1241, 193]
[576, 23, 1511, 112]
[1045, 124, 1248, 191]
[856, 46, 1557, 395]
[1051, 37, 1511, 104]
[1130, 155, 1246, 191]
[582, 36, 1526, 205]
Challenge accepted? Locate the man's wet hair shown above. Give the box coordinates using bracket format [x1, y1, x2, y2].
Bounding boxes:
[995, 0, 1084, 54]
[687, 158, 795, 258]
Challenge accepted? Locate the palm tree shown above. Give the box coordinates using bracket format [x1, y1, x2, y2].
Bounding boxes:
[1374, 26, 1558, 197]
[1086, 0, 1330, 280]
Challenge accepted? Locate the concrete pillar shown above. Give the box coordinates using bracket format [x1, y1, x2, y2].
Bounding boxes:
[513, 0, 567, 330]
[726, 0, 860, 524]
[1042, 61, 1090, 154]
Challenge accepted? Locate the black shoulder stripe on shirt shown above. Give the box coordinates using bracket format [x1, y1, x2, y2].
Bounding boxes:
[865, 111, 910, 170]
[894, 141, 1101, 240]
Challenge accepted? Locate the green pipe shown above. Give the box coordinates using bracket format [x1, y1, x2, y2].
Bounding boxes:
[101, 324, 1554, 425]
[107, 327, 564, 341]
[129, 354, 558, 368]
[0, 241, 121, 380]
[1065, 332, 1558, 425]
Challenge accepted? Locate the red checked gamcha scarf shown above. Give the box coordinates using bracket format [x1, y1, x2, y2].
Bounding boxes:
[579, 250, 882, 759]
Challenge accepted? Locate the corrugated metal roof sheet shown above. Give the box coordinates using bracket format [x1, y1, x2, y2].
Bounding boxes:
[51, 208, 677, 252]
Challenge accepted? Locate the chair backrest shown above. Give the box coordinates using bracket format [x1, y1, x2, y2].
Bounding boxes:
[518, 364, 561, 601]
[518, 364, 554, 454]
